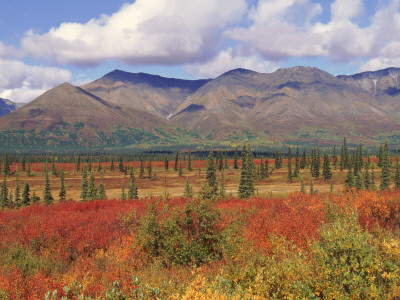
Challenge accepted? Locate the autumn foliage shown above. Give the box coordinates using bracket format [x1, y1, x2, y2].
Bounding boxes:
[1, 190, 400, 298]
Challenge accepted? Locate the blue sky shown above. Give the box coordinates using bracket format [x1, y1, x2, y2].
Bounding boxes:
[0, 0, 399, 103]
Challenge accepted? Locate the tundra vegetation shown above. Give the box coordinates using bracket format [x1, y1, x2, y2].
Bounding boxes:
[1, 139, 400, 298]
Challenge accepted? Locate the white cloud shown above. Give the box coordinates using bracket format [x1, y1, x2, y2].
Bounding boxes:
[186, 48, 278, 78]
[227, 0, 400, 67]
[21, 0, 247, 66]
[0, 59, 71, 102]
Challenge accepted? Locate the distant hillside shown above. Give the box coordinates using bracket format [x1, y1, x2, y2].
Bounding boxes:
[82, 69, 210, 119]
[1, 66, 400, 151]
[0, 83, 200, 150]
[169, 67, 398, 144]
[0, 98, 23, 117]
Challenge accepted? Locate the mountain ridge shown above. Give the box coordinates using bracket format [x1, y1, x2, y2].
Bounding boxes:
[1, 66, 400, 150]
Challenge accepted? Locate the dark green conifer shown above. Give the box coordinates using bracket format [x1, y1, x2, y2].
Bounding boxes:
[234, 147, 239, 169]
[128, 173, 137, 200]
[22, 182, 30, 206]
[80, 168, 88, 201]
[200, 149, 218, 199]
[121, 183, 126, 200]
[110, 157, 115, 171]
[322, 152, 332, 181]
[174, 151, 179, 171]
[76, 153, 81, 172]
[147, 159, 152, 179]
[188, 152, 192, 171]
[219, 172, 226, 199]
[87, 171, 97, 201]
[300, 178, 305, 193]
[59, 168, 66, 201]
[3, 152, 10, 176]
[139, 159, 145, 179]
[310, 177, 314, 194]
[355, 172, 364, 190]
[43, 171, 53, 205]
[345, 168, 355, 190]
[118, 155, 124, 172]
[164, 157, 169, 171]
[287, 147, 293, 182]
[380, 140, 390, 190]
[183, 177, 193, 199]
[0, 176, 8, 209]
[14, 172, 21, 208]
[179, 162, 183, 177]
[300, 148, 306, 169]
[395, 159, 400, 189]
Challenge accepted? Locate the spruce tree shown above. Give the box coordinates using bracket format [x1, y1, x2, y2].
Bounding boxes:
[260, 158, 265, 180]
[110, 158, 115, 171]
[355, 172, 364, 190]
[293, 146, 300, 178]
[364, 162, 371, 190]
[345, 168, 355, 190]
[188, 152, 192, 171]
[118, 155, 124, 172]
[51, 158, 57, 176]
[224, 152, 228, 169]
[27, 160, 32, 177]
[76, 153, 81, 172]
[395, 160, 400, 189]
[87, 171, 97, 201]
[234, 147, 239, 169]
[3, 152, 10, 176]
[238, 146, 255, 198]
[378, 145, 384, 167]
[300, 148, 306, 169]
[80, 168, 88, 201]
[322, 152, 332, 180]
[97, 161, 102, 173]
[380, 140, 390, 190]
[0, 175, 8, 209]
[128, 173, 137, 200]
[183, 177, 193, 199]
[310, 177, 314, 194]
[121, 183, 126, 200]
[178, 162, 183, 177]
[21, 156, 26, 172]
[14, 172, 21, 208]
[147, 159, 152, 179]
[164, 157, 169, 171]
[98, 181, 106, 200]
[217, 150, 223, 171]
[300, 178, 305, 193]
[201, 149, 218, 199]
[287, 147, 293, 182]
[343, 137, 349, 169]
[219, 172, 226, 199]
[43, 171, 53, 205]
[22, 182, 30, 206]
[265, 158, 269, 178]
[174, 151, 179, 171]
[59, 168, 66, 201]
[139, 159, 145, 179]
[371, 163, 376, 190]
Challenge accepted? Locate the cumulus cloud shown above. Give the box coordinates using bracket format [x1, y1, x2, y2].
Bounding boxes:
[227, 0, 400, 67]
[21, 0, 247, 66]
[186, 48, 278, 78]
[0, 59, 71, 102]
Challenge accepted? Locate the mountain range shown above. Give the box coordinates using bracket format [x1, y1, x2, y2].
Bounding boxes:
[0, 66, 400, 150]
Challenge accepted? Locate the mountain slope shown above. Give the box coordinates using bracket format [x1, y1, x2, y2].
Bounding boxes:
[82, 69, 210, 119]
[0, 83, 198, 149]
[0, 98, 23, 117]
[170, 67, 399, 143]
[338, 68, 400, 114]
